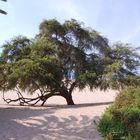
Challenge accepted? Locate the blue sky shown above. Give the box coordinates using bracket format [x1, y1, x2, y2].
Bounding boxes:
[0, 0, 140, 48]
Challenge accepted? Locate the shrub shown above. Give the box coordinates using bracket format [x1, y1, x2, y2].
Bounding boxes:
[99, 87, 140, 140]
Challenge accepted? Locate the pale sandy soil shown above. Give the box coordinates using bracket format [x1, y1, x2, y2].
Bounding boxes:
[0, 88, 118, 140]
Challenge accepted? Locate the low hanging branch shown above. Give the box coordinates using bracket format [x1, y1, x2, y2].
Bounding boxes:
[2, 87, 64, 106]
[2, 87, 52, 106]
[3, 91, 42, 106]
[2, 85, 75, 106]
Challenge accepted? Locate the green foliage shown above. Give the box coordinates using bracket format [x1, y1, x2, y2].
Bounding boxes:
[101, 43, 140, 89]
[99, 87, 140, 140]
[0, 19, 139, 105]
[1, 36, 32, 62]
[114, 87, 140, 108]
[1, 19, 111, 92]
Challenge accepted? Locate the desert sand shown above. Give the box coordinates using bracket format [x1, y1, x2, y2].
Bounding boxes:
[0, 88, 117, 140]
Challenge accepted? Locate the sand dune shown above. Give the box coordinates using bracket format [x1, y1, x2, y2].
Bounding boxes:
[0, 88, 117, 140]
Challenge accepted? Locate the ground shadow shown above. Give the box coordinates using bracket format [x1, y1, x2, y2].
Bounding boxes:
[43, 101, 113, 109]
[3, 101, 113, 109]
[0, 103, 106, 140]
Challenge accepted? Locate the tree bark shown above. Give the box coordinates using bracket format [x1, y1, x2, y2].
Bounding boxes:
[41, 93, 75, 106]
[64, 94, 75, 105]
[41, 93, 61, 106]
[59, 86, 75, 105]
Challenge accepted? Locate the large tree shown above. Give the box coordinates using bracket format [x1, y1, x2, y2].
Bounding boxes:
[1, 19, 140, 106]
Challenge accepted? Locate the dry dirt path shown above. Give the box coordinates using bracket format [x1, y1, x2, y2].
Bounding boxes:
[0, 89, 117, 140]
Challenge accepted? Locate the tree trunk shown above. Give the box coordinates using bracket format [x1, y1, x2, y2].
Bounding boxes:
[41, 86, 75, 106]
[64, 94, 75, 105]
[41, 93, 56, 106]
[41, 93, 75, 106]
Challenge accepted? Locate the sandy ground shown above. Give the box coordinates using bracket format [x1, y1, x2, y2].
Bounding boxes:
[0, 88, 117, 140]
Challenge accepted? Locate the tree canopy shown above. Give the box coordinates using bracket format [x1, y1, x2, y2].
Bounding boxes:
[0, 19, 140, 106]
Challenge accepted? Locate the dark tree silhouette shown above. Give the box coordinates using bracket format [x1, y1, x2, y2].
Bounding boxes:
[0, 0, 7, 15]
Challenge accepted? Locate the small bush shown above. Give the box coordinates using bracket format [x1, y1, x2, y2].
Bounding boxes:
[99, 87, 140, 140]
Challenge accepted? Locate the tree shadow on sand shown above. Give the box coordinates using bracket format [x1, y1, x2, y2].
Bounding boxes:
[0, 103, 107, 140]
